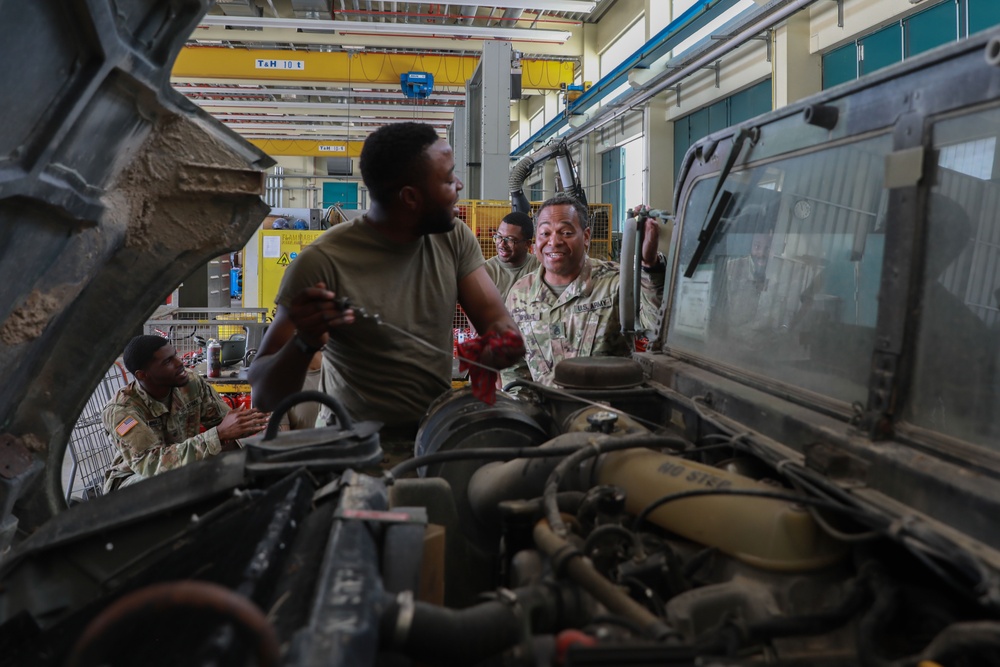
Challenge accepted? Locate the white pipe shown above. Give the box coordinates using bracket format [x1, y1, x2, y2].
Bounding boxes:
[553, 0, 820, 145]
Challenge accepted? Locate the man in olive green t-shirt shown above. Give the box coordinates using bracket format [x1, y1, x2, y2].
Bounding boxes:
[248, 122, 524, 438]
[483, 211, 539, 300]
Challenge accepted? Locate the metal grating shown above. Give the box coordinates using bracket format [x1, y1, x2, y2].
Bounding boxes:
[144, 308, 270, 365]
[64, 362, 131, 503]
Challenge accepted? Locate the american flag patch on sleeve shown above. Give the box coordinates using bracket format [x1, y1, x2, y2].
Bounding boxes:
[115, 416, 138, 437]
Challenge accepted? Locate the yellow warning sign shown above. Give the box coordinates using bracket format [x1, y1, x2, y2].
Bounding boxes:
[247, 229, 323, 311]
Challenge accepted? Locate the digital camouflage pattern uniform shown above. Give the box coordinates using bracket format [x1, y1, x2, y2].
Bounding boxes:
[102, 369, 233, 492]
[484, 253, 540, 383]
[503, 257, 664, 386]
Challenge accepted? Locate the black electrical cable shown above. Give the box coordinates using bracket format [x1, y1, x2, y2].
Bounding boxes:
[777, 460, 867, 507]
[775, 459, 994, 603]
[386, 442, 598, 482]
[783, 474, 881, 543]
[631, 487, 888, 534]
[900, 535, 995, 610]
[631, 486, 998, 611]
[639, 382, 999, 611]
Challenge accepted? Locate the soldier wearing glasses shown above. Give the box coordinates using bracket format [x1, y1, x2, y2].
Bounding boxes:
[483, 211, 540, 300]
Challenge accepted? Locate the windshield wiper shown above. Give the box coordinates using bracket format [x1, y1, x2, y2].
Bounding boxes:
[683, 127, 757, 278]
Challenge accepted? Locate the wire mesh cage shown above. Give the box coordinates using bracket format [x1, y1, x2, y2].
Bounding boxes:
[143, 308, 270, 366]
[63, 362, 130, 503]
[456, 199, 614, 262]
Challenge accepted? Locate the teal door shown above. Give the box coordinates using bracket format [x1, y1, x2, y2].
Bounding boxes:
[322, 182, 359, 209]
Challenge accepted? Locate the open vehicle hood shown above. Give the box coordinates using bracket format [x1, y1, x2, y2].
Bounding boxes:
[0, 1, 273, 532]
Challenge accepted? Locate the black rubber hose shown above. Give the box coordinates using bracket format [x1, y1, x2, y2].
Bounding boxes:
[378, 582, 582, 665]
[387, 434, 598, 481]
[262, 390, 352, 440]
[379, 596, 522, 665]
[855, 568, 899, 667]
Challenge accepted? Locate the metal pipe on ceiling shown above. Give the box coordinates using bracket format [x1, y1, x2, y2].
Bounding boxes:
[459, 5, 477, 26]
[494, 8, 523, 28]
[571, 0, 818, 141]
[516, 0, 819, 159]
[215, 114, 453, 123]
[196, 15, 572, 42]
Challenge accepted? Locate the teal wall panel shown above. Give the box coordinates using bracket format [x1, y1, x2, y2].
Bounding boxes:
[969, 0, 1000, 35]
[860, 24, 902, 75]
[673, 80, 772, 185]
[907, 1, 957, 57]
[823, 42, 858, 89]
[322, 181, 359, 209]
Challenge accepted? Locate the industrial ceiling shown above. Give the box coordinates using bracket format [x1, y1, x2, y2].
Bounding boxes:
[174, 0, 618, 156]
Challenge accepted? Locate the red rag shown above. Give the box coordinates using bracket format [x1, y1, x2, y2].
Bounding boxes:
[457, 330, 520, 405]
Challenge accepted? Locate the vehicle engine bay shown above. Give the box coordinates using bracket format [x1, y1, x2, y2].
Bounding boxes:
[3, 371, 997, 666]
[2, 2, 1000, 666]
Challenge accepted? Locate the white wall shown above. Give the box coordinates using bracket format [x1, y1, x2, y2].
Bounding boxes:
[507, 0, 944, 217]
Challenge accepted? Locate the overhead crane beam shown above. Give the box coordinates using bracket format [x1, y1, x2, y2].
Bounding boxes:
[173, 48, 575, 91]
[247, 138, 365, 157]
[192, 99, 455, 115]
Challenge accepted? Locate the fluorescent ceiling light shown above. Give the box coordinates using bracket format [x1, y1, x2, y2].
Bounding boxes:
[388, 0, 596, 10]
[197, 16, 572, 43]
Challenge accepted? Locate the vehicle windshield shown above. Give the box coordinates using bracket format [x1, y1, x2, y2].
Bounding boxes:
[903, 106, 1000, 448]
[667, 134, 892, 407]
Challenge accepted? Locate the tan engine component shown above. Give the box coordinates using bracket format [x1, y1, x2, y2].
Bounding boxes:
[598, 448, 846, 571]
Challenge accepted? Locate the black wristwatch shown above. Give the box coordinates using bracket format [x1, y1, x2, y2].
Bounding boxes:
[291, 334, 322, 355]
[641, 253, 666, 274]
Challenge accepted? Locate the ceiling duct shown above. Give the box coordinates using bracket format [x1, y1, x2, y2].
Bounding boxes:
[495, 8, 524, 27]
[458, 5, 478, 26]
[290, 0, 333, 19]
[217, 0, 263, 17]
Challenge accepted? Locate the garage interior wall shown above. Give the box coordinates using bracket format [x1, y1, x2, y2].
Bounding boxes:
[252, 1, 1000, 225]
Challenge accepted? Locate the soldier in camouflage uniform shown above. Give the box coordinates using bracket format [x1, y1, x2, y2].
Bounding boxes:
[484, 211, 540, 385]
[504, 193, 665, 386]
[103, 335, 270, 492]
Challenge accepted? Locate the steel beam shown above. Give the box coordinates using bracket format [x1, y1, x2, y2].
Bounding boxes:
[173, 47, 574, 90]
[248, 138, 366, 157]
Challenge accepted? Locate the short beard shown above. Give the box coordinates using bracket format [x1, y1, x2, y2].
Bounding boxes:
[420, 210, 456, 235]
